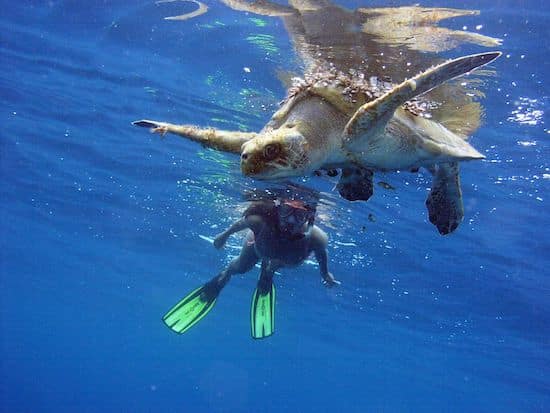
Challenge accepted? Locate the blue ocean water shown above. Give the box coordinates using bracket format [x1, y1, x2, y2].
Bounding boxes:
[1, 0, 549, 412]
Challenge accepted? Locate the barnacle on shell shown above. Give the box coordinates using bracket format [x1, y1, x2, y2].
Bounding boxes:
[283, 64, 437, 117]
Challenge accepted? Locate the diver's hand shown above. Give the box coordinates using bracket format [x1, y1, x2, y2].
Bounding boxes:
[213, 233, 228, 249]
[322, 273, 341, 288]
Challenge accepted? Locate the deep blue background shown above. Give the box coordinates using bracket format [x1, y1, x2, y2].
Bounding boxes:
[1, 1, 548, 412]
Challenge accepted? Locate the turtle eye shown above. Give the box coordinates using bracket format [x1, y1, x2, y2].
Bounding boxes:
[263, 143, 280, 160]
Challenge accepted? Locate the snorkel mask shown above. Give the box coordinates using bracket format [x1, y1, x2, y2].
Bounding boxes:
[276, 199, 315, 235]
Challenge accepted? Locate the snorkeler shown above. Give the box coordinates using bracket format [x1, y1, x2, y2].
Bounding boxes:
[162, 195, 339, 339]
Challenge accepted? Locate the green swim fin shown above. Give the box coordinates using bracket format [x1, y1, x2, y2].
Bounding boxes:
[162, 280, 221, 334]
[250, 281, 276, 339]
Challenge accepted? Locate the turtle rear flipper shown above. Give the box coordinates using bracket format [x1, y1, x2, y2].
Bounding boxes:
[426, 162, 464, 235]
[343, 51, 501, 147]
[336, 167, 374, 201]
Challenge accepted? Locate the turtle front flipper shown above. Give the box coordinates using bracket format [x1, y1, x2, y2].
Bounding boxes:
[426, 162, 464, 235]
[133, 120, 257, 154]
[343, 51, 501, 148]
[336, 166, 374, 201]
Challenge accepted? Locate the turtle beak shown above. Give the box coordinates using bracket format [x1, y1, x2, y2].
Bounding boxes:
[240, 152, 283, 180]
[240, 139, 272, 177]
[240, 150, 260, 176]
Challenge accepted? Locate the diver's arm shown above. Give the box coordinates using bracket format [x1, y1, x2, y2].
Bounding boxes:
[310, 227, 340, 287]
[213, 215, 264, 249]
[314, 247, 340, 287]
[213, 218, 249, 249]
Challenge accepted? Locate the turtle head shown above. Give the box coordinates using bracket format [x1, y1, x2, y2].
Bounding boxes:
[240, 127, 309, 179]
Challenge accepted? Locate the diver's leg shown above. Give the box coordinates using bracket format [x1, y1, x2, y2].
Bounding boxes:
[162, 249, 258, 333]
[227, 233, 260, 275]
[162, 232, 258, 334]
[257, 260, 278, 293]
[207, 231, 259, 294]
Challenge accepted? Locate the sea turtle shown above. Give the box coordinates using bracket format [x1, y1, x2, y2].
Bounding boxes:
[134, 1, 502, 235]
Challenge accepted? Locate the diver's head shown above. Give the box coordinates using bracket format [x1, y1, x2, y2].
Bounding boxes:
[276, 199, 315, 236]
